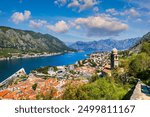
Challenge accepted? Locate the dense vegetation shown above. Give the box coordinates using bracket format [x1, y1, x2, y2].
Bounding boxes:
[36, 87, 57, 100]
[120, 40, 150, 86]
[128, 42, 150, 85]
[0, 48, 22, 58]
[63, 76, 130, 100]
[36, 66, 50, 74]
[0, 26, 73, 58]
[63, 34, 150, 100]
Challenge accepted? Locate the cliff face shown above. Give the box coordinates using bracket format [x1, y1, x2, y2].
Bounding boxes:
[0, 26, 72, 53]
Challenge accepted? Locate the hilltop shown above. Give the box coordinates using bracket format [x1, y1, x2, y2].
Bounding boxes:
[129, 32, 150, 54]
[0, 26, 73, 58]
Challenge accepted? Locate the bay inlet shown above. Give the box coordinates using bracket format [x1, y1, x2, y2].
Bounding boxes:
[0, 51, 92, 82]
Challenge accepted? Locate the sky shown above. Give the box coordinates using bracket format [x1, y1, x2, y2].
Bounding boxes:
[0, 0, 150, 42]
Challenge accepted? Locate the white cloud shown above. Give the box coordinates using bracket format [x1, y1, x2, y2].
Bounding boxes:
[75, 25, 81, 30]
[106, 8, 119, 15]
[79, 0, 99, 12]
[54, 0, 67, 6]
[106, 8, 140, 18]
[29, 19, 69, 33]
[30, 15, 128, 36]
[29, 20, 47, 28]
[46, 20, 69, 33]
[74, 15, 128, 37]
[55, 0, 100, 12]
[136, 18, 142, 22]
[121, 8, 140, 17]
[11, 10, 31, 24]
[68, 0, 80, 8]
[127, 0, 150, 10]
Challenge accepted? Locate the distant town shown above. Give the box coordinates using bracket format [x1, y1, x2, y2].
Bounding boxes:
[0, 52, 63, 61]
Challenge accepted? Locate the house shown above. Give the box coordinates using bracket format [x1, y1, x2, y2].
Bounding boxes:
[102, 64, 112, 77]
[48, 68, 56, 76]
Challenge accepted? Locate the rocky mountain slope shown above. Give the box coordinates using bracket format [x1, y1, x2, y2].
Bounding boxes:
[130, 32, 150, 54]
[69, 38, 140, 52]
[0, 26, 72, 54]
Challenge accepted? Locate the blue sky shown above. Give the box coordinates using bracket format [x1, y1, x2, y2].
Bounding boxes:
[0, 0, 150, 42]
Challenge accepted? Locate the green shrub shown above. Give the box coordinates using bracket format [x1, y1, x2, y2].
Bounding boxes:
[63, 77, 129, 100]
[141, 42, 150, 55]
[32, 83, 37, 91]
[36, 66, 50, 74]
[128, 53, 150, 78]
[36, 89, 56, 100]
[89, 74, 99, 83]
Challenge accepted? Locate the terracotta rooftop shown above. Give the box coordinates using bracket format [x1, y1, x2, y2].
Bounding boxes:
[0, 90, 10, 98]
[0, 75, 87, 100]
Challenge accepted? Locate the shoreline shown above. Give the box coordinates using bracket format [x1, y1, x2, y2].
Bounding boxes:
[0, 51, 93, 83]
[0, 51, 108, 89]
[0, 52, 63, 61]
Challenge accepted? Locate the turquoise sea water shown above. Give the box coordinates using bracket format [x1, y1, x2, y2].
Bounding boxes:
[0, 51, 92, 82]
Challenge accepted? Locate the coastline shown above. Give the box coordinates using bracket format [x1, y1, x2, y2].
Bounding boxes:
[0, 51, 107, 90]
[0, 52, 63, 61]
[0, 51, 91, 83]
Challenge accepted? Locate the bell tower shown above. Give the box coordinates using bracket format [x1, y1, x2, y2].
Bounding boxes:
[111, 48, 119, 69]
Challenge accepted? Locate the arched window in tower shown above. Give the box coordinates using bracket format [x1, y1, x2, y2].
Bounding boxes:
[116, 56, 118, 59]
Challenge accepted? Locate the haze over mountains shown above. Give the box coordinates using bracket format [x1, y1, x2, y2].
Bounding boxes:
[69, 38, 141, 52]
[0, 26, 146, 55]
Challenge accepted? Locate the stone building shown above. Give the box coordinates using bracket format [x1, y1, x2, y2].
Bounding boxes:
[111, 48, 119, 69]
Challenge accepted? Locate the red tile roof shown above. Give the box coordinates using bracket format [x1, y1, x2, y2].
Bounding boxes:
[0, 90, 10, 97]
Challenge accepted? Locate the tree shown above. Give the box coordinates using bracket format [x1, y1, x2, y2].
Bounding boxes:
[137, 69, 150, 81]
[128, 53, 150, 79]
[36, 87, 57, 100]
[36, 66, 50, 74]
[32, 83, 37, 91]
[63, 82, 84, 100]
[141, 42, 150, 55]
[89, 74, 99, 83]
[63, 78, 128, 100]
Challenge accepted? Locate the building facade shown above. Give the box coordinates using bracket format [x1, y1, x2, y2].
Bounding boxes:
[111, 48, 119, 69]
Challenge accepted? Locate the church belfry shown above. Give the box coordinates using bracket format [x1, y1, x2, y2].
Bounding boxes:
[111, 48, 119, 69]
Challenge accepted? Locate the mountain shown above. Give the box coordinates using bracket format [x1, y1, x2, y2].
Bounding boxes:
[64, 42, 74, 46]
[130, 32, 150, 54]
[0, 26, 72, 54]
[69, 38, 140, 52]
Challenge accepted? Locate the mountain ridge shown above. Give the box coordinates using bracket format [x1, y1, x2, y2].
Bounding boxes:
[69, 38, 141, 52]
[0, 26, 73, 55]
[129, 32, 150, 54]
